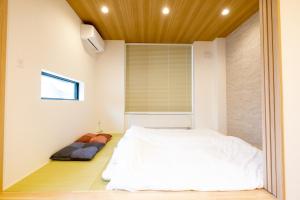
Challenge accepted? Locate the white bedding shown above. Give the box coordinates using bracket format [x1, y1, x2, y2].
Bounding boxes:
[103, 126, 263, 191]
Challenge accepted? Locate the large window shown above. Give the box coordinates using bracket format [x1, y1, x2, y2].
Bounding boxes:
[41, 71, 79, 100]
[126, 45, 192, 112]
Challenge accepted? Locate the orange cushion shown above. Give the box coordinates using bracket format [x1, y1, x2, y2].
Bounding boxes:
[89, 135, 108, 144]
[76, 133, 97, 143]
[96, 133, 112, 142]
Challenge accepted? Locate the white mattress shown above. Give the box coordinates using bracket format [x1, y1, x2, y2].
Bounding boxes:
[102, 126, 264, 191]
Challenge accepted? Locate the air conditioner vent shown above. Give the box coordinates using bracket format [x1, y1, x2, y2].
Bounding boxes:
[80, 24, 105, 53]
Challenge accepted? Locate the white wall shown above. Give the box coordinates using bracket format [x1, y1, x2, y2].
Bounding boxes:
[94, 40, 227, 132]
[193, 39, 227, 134]
[280, 0, 300, 199]
[4, 0, 98, 189]
[95, 41, 125, 133]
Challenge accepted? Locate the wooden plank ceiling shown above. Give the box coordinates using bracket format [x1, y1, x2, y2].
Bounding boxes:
[67, 0, 259, 43]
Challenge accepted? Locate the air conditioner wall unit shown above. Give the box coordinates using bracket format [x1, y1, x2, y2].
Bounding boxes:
[80, 24, 105, 53]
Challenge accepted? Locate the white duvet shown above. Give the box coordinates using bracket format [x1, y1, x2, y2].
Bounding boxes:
[102, 126, 263, 191]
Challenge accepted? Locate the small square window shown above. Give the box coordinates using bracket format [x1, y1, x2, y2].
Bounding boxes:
[41, 71, 79, 100]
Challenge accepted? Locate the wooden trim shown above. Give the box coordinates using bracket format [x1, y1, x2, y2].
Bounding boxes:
[0, 0, 7, 192]
[260, 0, 285, 199]
[0, 190, 277, 200]
[273, 1, 285, 199]
[260, 0, 271, 191]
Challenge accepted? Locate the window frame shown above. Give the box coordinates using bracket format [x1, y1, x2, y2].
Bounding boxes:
[41, 71, 79, 101]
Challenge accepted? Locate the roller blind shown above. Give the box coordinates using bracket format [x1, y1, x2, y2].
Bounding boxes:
[126, 45, 192, 112]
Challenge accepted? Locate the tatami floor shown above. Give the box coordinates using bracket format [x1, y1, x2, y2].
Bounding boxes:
[0, 133, 276, 200]
[5, 134, 122, 192]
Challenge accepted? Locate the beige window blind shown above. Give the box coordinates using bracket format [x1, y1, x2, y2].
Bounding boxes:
[126, 45, 192, 112]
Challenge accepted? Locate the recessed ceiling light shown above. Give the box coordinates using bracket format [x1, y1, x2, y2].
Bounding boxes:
[162, 7, 170, 15]
[221, 8, 230, 16]
[101, 6, 109, 14]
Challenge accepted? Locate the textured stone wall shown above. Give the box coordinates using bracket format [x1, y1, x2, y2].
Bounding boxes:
[226, 13, 262, 148]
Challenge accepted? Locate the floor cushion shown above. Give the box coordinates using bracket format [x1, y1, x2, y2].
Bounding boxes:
[96, 133, 112, 142]
[76, 133, 97, 143]
[50, 142, 105, 161]
[70, 146, 98, 161]
[90, 135, 108, 144]
[50, 145, 79, 161]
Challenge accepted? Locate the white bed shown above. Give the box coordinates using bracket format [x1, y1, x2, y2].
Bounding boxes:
[102, 126, 263, 191]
